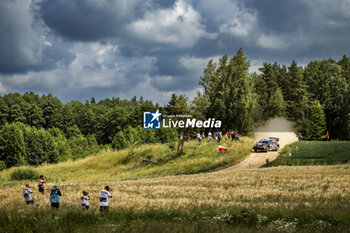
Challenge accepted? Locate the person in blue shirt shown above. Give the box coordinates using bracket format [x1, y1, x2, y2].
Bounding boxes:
[50, 185, 62, 210]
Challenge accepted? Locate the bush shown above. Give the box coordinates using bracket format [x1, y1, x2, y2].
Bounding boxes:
[10, 168, 39, 180]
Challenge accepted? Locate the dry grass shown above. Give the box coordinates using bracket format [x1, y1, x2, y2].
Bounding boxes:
[2, 164, 349, 212]
[0, 137, 253, 183]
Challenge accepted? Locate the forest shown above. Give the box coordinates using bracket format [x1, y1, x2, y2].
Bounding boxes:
[1, 49, 350, 169]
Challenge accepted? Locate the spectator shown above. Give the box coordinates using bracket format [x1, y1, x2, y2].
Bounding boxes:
[37, 175, 46, 194]
[100, 186, 112, 212]
[50, 185, 62, 210]
[22, 184, 34, 205]
[81, 191, 90, 211]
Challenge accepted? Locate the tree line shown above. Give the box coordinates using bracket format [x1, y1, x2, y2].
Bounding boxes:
[0, 93, 177, 169]
[197, 49, 350, 141]
[1, 49, 350, 169]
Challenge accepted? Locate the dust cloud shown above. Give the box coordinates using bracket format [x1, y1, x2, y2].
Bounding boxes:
[253, 117, 298, 148]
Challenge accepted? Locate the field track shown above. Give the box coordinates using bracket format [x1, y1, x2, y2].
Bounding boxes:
[225, 118, 298, 170]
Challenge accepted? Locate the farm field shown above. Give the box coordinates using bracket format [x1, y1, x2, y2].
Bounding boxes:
[1, 164, 350, 232]
[265, 141, 350, 167]
[1, 138, 350, 232]
[2, 165, 350, 211]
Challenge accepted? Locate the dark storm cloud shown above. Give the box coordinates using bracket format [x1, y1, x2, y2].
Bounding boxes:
[0, 0, 74, 74]
[39, 0, 167, 41]
[40, 0, 123, 41]
[1, 0, 350, 103]
[245, 0, 311, 34]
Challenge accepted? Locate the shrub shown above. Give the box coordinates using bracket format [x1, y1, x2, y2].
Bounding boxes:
[10, 168, 40, 180]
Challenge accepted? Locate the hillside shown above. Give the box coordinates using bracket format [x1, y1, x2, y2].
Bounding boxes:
[0, 137, 253, 184]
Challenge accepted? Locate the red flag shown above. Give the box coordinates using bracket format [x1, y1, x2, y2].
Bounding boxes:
[218, 145, 227, 151]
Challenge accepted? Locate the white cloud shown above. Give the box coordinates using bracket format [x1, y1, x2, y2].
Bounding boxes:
[179, 55, 221, 73]
[0, 81, 6, 95]
[196, 0, 257, 37]
[218, 9, 256, 37]
[257, 34, 287, 50]
[127, 0, 214, 48]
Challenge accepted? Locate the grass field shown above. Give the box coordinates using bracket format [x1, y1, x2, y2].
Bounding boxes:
[1, 207, 349, 233]
[265, 141, 350, 167]
[0, 137, 253, 184]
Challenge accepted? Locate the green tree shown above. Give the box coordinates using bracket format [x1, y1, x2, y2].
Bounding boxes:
[199, 49, 255, 133]
[0, 123, 26, 167]
[305, 100, 326, 140]
[254, 63, 280, 119]
[136, 126, 157, 144]
[23, 126, 58, 165]
[48, 128, 72, 162]
[267, 87, 286, 117]
[65, 124, 82, 139]
[27, 104, 45, 128]
[111, 131, 127, 150]
[40, 94, 64, 129]
[285, 61, 308, 126]
[0, 97, 9, 124]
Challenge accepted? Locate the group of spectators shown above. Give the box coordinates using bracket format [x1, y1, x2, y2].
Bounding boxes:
[195, 130, 239, 142]
[22, 175, 112, 212]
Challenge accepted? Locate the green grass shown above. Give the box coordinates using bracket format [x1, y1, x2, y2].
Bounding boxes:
[265, 141, 350, 167]
[1, 207, 349, 233]
[0, 137, 253, 184]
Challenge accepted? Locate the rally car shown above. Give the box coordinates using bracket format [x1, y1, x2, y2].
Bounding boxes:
[253, 139, 278, 152]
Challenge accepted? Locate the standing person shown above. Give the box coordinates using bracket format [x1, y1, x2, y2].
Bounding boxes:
[177, 134, 184, 154]
[100, 186, 112, 212]
[208, 132, 212, 142]
[22, 184, 34, 205]
[298, 134, 302, 141]
[196, 132, 202, 142]
[235, 131, 240, 141]
[50, 185, 61, 210]
[201, 132, 205, 140]
[37, 175, 46, 194]
[81, 191, 90, 211]
[326, 131, 330, 141]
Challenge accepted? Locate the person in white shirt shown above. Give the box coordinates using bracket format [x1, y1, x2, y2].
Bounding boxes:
[100, 186, 112, 212]
[196, 133, 202, 142]
[22, 184, 34, 205]
[81, 191, 90, 210]
[208, 132, 212, 142]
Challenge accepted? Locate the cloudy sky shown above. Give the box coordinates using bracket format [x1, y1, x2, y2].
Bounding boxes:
[1, 0, 350, 104]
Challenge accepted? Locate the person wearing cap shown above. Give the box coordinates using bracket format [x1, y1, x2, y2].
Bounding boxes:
[37, 175, 46, 194]
[49, 185, 62, 210]
[99, 186, 112, 212]
[22, 184, 34, 205]
[81, 191, 90, 210]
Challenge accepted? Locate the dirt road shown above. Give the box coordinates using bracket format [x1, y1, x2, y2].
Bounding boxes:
[226, 118, 298, 170]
